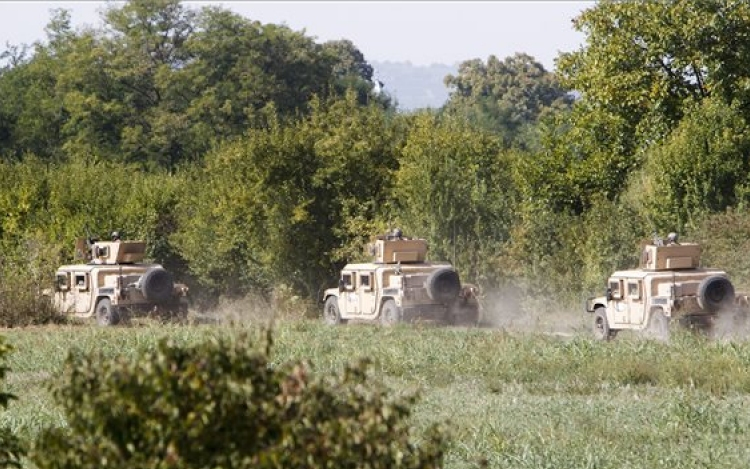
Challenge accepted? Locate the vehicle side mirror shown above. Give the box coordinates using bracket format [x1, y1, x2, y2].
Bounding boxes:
[606, 287, 613, 301]
[338, 279, 346, 292]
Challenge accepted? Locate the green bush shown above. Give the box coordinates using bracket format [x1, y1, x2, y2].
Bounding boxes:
[0, 233, 65, 327]
[639, 97, 750, 232]
[32, 332, 445, 469]
[0, 337, 24, 468]
[692, 208, 750, 291]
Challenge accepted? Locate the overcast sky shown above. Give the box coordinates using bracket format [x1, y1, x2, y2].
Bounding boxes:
[0, 1, 594, 71]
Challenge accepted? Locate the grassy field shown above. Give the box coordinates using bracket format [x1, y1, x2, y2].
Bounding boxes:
[2, 319, 750, 468]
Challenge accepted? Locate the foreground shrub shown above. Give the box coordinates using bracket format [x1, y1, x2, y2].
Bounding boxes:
[32, 333, 445, 469]
[0, 337, 24, 468]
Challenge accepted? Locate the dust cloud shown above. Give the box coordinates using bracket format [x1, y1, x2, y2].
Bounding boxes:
[477, 285, 589, 337]
[711, 307, 750, 341]
[189, 286, 593, 336]
[190, 287, 750, 342]
[193, 294, 277, 326]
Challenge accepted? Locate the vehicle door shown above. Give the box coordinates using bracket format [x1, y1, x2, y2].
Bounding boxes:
[54, 271, 76, 313]
[608, 278, 629, 325]
[357, 272, 377, 315]
[339, 272, 360, 315]
[626, 279, 646, 325]
[72, 271, 93, 314]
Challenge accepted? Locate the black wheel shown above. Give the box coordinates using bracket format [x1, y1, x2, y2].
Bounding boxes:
[96, 298, 120, 326]
[380, 299, 402, 326]
[323, 296, 345, 325]
[645, 310, 670, 341]
[140, 268, 174, 303]
[425, 268, 461, 303]
[697, 276, 735, 312]
[592, 307, 614, 341]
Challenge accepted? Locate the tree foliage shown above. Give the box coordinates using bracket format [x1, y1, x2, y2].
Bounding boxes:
[173, 93, 400, 298]
[0, 12, 69, 163]
[392, 113, 515, 285]
[443, 53, 572, 146]
[638, 96, 750, 232]
[0, 157, 188, 288]
[0, 1, 384, 169]
[322, 39, 390, 107]
[5, 0, 750, 322]
[514, 104, 636, 215]
[558, 0, 750, 148]
[32, 334, 445, 469]
[503, 0, 750, 298]
[693, 208, 750, 292]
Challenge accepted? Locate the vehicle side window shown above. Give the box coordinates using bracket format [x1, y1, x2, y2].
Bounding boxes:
[628, 281, 641, 300]
[75, 273, 89, 291]
[56, 273, 70, 291]
[360, 274, 372, 291]
[609, 280, 622, 300]
[341, 273, 353, 290]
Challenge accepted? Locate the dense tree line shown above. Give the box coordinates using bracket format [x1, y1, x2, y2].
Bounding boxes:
[3, 0, 750, 317]
[0, 0, 386, 168]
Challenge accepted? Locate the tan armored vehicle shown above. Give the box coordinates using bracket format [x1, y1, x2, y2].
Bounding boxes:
[585, 233, 745, 340]
[51, 233, 189, 325]
[322, 230, 479, 325]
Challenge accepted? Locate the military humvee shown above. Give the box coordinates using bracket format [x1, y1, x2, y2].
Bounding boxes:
[585, 233, 746, 340]
[322, 230, 479, 326]
[51, 235, 189, 325]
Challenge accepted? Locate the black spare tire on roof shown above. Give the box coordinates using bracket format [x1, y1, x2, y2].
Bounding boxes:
[697, 275, 735, 312]
[140, 267, 174, 303]
[425, 267, 461, 303]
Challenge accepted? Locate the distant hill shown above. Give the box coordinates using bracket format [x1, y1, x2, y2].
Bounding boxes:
[372, 61, 458, 111]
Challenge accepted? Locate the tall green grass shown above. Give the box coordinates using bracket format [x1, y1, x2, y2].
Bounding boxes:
[3, 322, 750, 468]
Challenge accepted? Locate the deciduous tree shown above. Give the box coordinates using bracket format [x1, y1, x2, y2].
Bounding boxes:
[173, 93, 400, 298]
[391, 113, 515, 284]
[638, 97, 750, 232]
[558, 0, 750, 148]
[443, 53, 572, 146]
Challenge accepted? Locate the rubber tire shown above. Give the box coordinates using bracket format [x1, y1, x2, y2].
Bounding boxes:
[425, 267, 461, 303]
[592, 307, 613, 341]
[96, 298, 120, 326]
[697, 276, 735, 312]
[380, 299, 402, 326]
[140, 268, 174, 303]
[646, 310, 670, 341]
[323, 296, 345, 325]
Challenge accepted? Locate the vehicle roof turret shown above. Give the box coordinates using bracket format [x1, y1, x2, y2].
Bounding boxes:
[367, 229, 428, 264]
[640, 232, 701, 271]
[75, 237, 146, 265]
